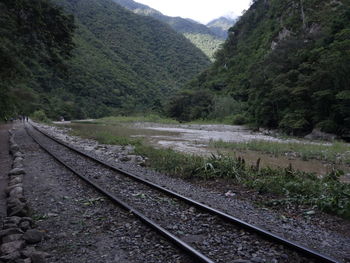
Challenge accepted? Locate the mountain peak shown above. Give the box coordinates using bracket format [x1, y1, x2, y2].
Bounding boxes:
[206, 16, 237, 39]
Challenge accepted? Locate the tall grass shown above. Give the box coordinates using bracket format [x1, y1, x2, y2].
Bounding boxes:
[135, 145, 350, 219]
[67, 123, 350, 219]
[211, 139, 350, 164]
[94, 114, 179, 125]
[69, 125, 142, 146]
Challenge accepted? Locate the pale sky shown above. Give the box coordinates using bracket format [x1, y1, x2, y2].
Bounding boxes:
[134, 0, 252, 24]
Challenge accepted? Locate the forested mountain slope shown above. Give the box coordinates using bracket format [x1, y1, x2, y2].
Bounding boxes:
[0, 0, 75, 120]
[0, 0, 210, 120]
[112, 0, 226, 60]
[207, 17, 236, 39]
[168, 0, 350, 139]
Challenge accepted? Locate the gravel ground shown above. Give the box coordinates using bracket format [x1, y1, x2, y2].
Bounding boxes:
[25, 124, 315, 263]
[33, 122, 350, 263]
[14, 124, 193, 263]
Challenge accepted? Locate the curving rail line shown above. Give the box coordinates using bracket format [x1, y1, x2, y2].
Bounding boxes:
[25, 122, 339, 263]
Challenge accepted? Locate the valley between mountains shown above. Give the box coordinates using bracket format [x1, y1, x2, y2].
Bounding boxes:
[0, 0, 349, 262]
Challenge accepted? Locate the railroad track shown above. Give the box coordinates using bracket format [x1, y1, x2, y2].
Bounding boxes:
[25, 123, 339, 263]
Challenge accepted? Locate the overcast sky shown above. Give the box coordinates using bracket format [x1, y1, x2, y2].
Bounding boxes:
[134, 0, 252, 24]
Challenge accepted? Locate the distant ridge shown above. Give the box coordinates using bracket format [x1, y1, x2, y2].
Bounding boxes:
[112, 0, 234, 60]
[207, 16, 237, 39]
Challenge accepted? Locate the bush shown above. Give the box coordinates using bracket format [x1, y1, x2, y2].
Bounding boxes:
[279, 112, 311, 135]
[31, 110, 50, 123]
[208, 96, 245, 120]
[317, 120, 338, 134]
[232, 114, 248, 125]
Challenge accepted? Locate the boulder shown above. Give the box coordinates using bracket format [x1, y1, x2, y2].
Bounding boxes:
[14, 152, 24, 158]
[19, 221, 31, 231]
[2, 234, 23, 243]
[0, 251, 21, 261]
[8, 186, 24, 198]
[29, 251, 50, 263]
[2, 223, 18, 230]
[0, 240, 25, 255]
[14, 157, 24, 162]
[13, 159, 24, 169]
[7, 200, 28, 217]
[304, 129, 336, 141]
[4, 216, 22, 226]
[9, 177, 23, 186]
[0, 228, 23, 238]
[10, 144, 20, 155]
[23, 230, 44, 244]
[8, 168, 25, 176]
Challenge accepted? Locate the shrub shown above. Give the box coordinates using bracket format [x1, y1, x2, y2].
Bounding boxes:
[317, 120, 338, 134]
[279, 112, 311, 135]
[232, 114, 248, 125]
[31, 110, 50, 123]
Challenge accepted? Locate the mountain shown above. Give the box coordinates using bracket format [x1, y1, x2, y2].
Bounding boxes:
[112, 0, 225, 60]
[0, 0, 75, 120]
[167, 0, 350, 139]
[0, 0, 211, 120]
[207, 17, 237, 39]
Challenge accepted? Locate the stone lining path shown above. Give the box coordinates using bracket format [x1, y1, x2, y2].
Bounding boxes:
[0, 124, 13, 222]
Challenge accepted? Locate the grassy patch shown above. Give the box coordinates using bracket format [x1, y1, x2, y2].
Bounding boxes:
[210, 139, 350, 164]
[92, 114, 179, 125]
[68, 124, 142, 146]
[65, 123, 350, 219]
[248, 168, 350, 218]
[186, 119, 233, 125]
[136, 145, 350, 219]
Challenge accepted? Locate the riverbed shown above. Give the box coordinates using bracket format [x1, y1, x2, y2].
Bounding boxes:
[65, 121, 350, 177]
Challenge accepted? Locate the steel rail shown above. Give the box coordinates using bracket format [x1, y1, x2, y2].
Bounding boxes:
[29, 123, 339, 263]
[25, 124, 215, 263]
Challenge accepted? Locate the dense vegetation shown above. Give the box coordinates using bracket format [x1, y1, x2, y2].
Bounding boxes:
[0, 0, 210, 121]
[0, 0, 75, 120]
[183, 33, 223, 60]
[112, 0, 232, 60]
[168, 0, 350, 139]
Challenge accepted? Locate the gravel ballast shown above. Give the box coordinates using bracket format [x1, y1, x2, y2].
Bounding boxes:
[13, 124, 193, 263]
[1, 122, 349, 262]
[25, 125, 316, 263]
[32, 122, 350, 263]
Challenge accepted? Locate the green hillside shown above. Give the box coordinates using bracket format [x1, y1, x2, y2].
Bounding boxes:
[0, 0, 75, 120]
[168, 0, 350, 139]
[0, 0, 210, 120]
[112, 0, 225, 60]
